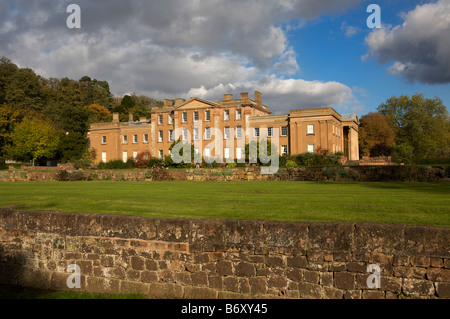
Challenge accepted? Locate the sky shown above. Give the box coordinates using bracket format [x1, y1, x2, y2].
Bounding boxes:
[0, 0, 449, 116]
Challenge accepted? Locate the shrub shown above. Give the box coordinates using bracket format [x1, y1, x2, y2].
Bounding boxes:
[55, 169, 70, 181]
[285, 159, 298, 167]
[96, 159, 135, 170]
[55, 169, 85, 181]
[134, 151, 151, 169]
[73, 158, 91, 170]
[148, 157, 165, 169]
[67, 170, 85, 181]
[295, 151, 344, 167]
[226, 161, 237, 168]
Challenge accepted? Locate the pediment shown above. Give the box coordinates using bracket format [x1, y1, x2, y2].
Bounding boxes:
[174, 98, 222, 110]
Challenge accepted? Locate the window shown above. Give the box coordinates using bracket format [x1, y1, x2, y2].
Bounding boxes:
[158, 150, 163, 160]
[169, 130, 174, 142]
[281, 145, 288, 156]
[205, 110, 210, 122]
[204, 127, 211, 140]
[168, 114, 173, 125]
[158, 130, 163, 142]
[122, 152, 128, 163]
[236, 126, 242, 139]
[101, 152, 107, 163]
[123, 135, 128, 144]
[193, 127, 199, 141]
[308, 144, 315, 153]
[268, 127, 273, 138]
[133, 134, 138, 144]
[182, 128, 188, 141]
[158, 115, 163, 125]
[281, 126, 288, 137]
[224, 110, 229, 121]
[236, 147, 242, 160]
[254, 128, 260, 138]
[102, 136, 106, 144]
[224, 147, 230, 160]
[205, 147, 211, 158]
[193, 111, 199, 122]
[143, 134, 149, 144]
[224, 127, 230, 140]
[307, 124, 314, 135]
[133, 151, 138, 159]
[236, 109, 241, 120]
[182, 112, 187, 123]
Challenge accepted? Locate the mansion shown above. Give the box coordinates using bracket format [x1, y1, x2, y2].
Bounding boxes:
[88, 91, 359, 164]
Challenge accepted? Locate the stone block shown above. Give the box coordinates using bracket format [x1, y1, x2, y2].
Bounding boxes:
[249, 277, 267, 295]
[234, 262, 256, 277]
[362, 290, 385, 299]
[299, 282, 323, 299]
[334, 272, 355, 290]
[303, 270, 319, 284]
[287, 256, 307, 268]
[436, 282, 450, 298]
[216, 260, 233, 276]
[402, 278, 435, 296]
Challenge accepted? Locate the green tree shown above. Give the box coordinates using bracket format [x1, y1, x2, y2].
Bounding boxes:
[4, 68, 44, 111]
[56, 131, 88, 163]
[358, 112, 395, 157]
[7, 117, 61, 165]
[0, 57, 19, 106]
[378, 94, 450, 163]
[0, 104, 24, 156]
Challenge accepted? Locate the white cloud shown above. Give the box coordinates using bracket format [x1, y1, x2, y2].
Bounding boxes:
[364, 0, 450, 84]
[0, 0, 360, 113]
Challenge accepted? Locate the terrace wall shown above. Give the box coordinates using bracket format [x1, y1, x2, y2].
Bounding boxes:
[1, 166, 449, 182]
[0, 209, 449, 299]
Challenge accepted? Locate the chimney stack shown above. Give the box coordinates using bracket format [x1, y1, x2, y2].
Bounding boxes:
[129, 113, 134, 122]
[224, 94, 232, 101]
[112, 113, 119, 122]
[164, 99, 173, 107]
[240, 92, 248, 100]
[255, 91, 262, 107]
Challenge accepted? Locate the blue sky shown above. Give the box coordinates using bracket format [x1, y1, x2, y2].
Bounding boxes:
[0, 0, 449, 116]
[286, 0, 450, 113]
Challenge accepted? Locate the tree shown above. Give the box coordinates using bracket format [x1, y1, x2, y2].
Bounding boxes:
[84, 103, 112, 124]
[0, 57, 19, 106]
[0, 104, 24, 156]
[4, 68, 44, 111]
[378, 94, 450, 163]
[358, 112, 395, 157]
[114, 95, 135, 116]
[7, 117, 61, 165]
[57, 131, 88, 163]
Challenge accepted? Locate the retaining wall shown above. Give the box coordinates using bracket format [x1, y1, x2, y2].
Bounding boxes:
[0, 209, 449, 299]
[1, 166, 449, 182]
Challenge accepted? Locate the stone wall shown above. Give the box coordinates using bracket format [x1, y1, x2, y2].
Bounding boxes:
[0, 209, 449, 299]
[1, 165, 449, 182]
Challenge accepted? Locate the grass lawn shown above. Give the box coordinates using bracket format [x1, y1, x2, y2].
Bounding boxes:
[0, 181, 449, 227]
